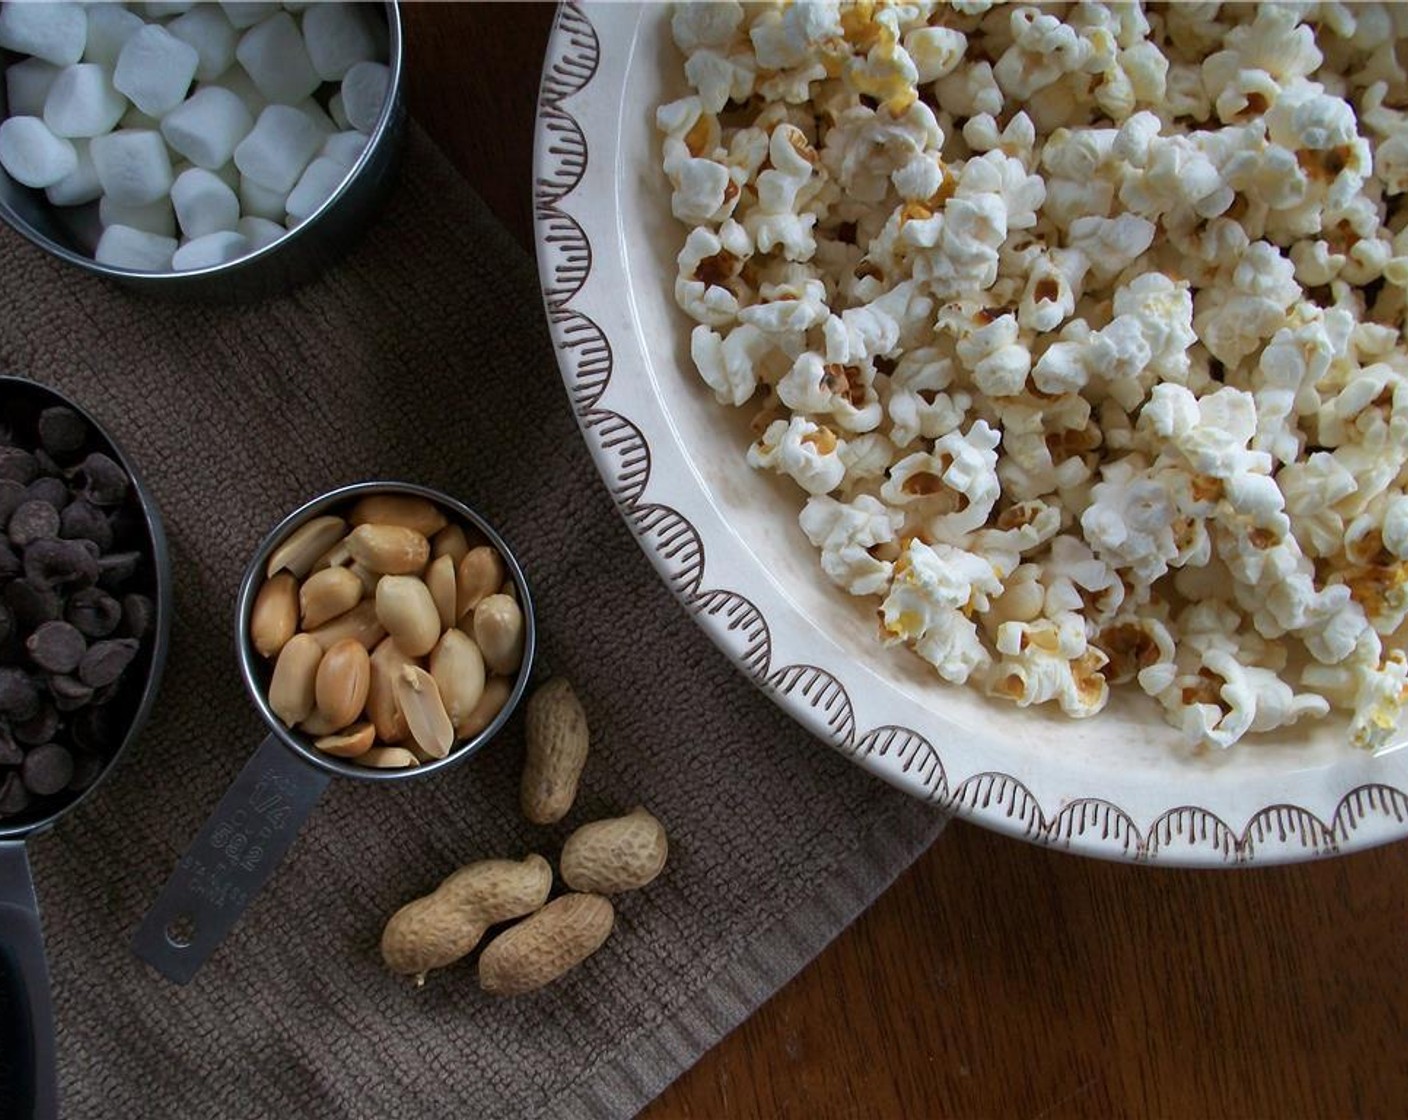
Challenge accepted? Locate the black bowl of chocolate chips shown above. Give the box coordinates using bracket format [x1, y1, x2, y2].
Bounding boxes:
[0, 375, 171, 1119]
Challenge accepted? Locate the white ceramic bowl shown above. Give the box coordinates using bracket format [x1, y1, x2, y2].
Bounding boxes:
[532, 2, 1408, 865]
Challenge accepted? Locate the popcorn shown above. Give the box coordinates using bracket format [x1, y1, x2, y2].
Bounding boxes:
[675, 222, 750, 327]
[992, 7, 1092, 101]
[904, 25, 966, 84]
[1348, 650, 1408, 751]
[799, 493, 903, 595]
[776, 352, 883, 432]
[932, 58, 1002, 119]
[749, 414, 848, 495]
[886, 346, 969, 447]
[662, 0, 1408, 753]
[880, 541, 1001, 683]
[691, 322, 771, 407]
[1065, 213, 1156, 284]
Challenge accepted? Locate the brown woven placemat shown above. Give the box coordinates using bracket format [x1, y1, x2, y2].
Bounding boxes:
[0, 126, 945, 1120]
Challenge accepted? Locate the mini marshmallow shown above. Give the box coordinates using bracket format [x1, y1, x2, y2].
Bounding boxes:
[238, 172, 287, 221]
[167, 5, 239, 83]
[233, 104, 322, 193]
[100, 194, 177, 238]
[327, 91, 349, 130]
[143, 2, 197, 17]
[94, 223, 177, 271]
[219, 2, 280, 31]
[113, 25, 200, 118]
[204, 64, 265, 117]
[161, 86, 254, 170]
[4, 58, 59, 119]
[171, 229, 248, 270]
[171, 166, 239, 239]
[83, 4, 144, 69]
[206, 160, 239, 192]
[237, 214, 283, 251]
[301, 2, 381, 82]
[90, 128, 173, 206]
[341, 60, 389, 132]
[0, 2, 85, 67]
[236, 12, 321, 105]
[320, 129, 368, 168]
[294, 97, 336, 134]
[44, 138, 100, 206]
[0, 116, 77, 189]
[119, 104, 162, 131]
[284, 156, 346, 223]
[43, 64, 127, 138]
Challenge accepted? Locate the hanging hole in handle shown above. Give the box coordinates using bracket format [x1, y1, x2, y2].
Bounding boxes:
[165, 914, 196, 949]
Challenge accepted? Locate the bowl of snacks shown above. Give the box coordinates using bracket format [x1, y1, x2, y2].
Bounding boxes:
[535, 3, 1408, 864]
[134, 480, 535, 983]
[0, 0, 403, 298]
[0, 373, 171, 1117]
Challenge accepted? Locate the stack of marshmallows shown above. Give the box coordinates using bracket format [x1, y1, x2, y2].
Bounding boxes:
[0, 1, 390, 272]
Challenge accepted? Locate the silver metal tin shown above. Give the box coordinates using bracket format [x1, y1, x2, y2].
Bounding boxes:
[0, 2, 405, 301]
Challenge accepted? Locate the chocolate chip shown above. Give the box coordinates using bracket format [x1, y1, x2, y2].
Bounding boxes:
[37, 407, 87, 459]
[89, 681, 121, 707]
[0, 479, 25, 528]
[48, 674, 93, 712]
[0, 726, 21, 765]
[121, 593, 154, 641]
[96, 551, 140, 591]
[0, 668, 39, 720]
[8, 500, 60, 548]
[59, 500, 112, 552]
[4, 579, 62, 630]
[23, 538, 99, 589]
[22, 476, 68, 512]
[22, 744, 72, 796]
[0, 772, 30, 816]
[78, 639, 138, 688]
[66, 588, 121, 639]
[0, 447, 36, 485]
[26, 620, 86, 674]
[31, 449, 62, 479]
[11, 701, 58, 745]
[70, 707, 114, 753]
[75, 453, 127, 507]
[66, 749, 102, 793]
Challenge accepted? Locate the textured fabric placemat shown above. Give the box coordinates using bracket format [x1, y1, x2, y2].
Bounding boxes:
[0, 126, 945, 1120]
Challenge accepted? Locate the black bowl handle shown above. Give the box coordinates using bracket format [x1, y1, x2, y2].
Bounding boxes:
[0, 841, 57, 1120]
[131, 735, 331, 984]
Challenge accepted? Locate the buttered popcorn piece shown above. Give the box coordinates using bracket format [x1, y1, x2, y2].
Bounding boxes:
[662, 1, 1408, 752]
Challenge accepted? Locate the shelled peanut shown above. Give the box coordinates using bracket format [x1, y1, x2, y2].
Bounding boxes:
[249, 493, 526, 768]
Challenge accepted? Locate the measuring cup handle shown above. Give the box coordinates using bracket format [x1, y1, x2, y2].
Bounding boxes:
[130, 734, 331, 985]
[0, 841, 58, 1120]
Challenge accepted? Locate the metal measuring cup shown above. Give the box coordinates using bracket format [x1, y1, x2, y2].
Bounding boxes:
[0, 376, 172, 1120]
[132, 481, 536, 984]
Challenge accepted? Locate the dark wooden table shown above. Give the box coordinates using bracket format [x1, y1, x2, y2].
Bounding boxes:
[403, 4, 1408, 1116]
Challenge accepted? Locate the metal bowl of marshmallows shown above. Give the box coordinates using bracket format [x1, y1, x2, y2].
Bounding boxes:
[0, 0, 404, 299]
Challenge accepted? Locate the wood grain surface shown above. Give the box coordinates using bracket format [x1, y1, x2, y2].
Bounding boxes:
[402, 4, 1408, 1117]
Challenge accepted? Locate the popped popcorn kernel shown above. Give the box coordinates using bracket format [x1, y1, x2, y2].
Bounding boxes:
[663, 0, 1408, 752]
